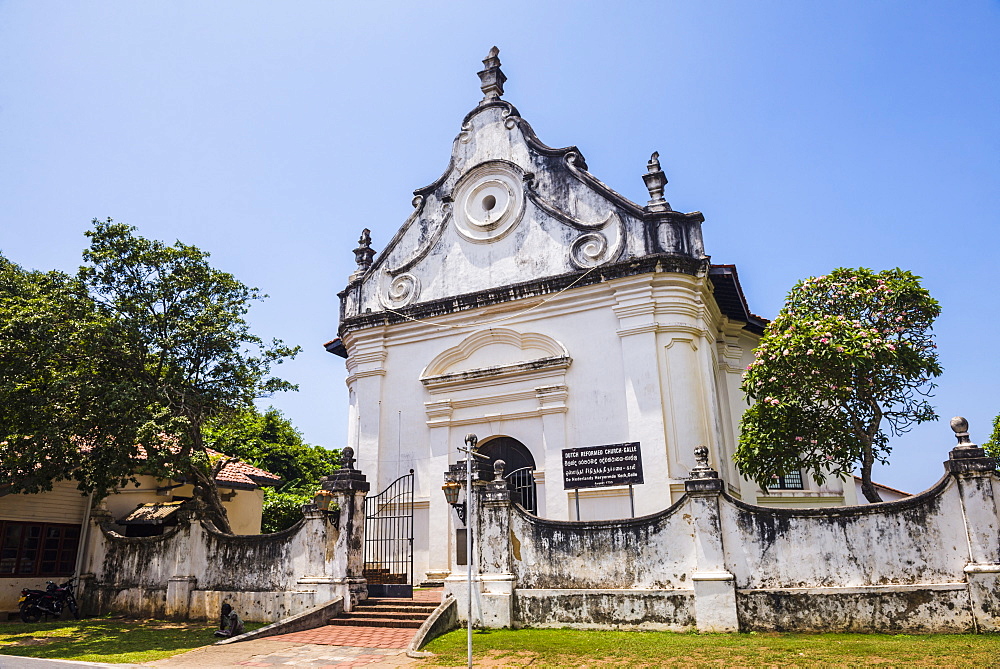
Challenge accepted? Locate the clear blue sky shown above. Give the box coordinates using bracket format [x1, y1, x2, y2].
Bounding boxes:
[1, 1, 997, 496]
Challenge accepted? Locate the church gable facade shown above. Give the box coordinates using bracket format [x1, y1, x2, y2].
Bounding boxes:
[332, 49, 856, 585]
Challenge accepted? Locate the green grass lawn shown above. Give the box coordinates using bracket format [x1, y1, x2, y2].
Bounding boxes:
[0, 617, 236, 664]
[422, 628, 1000, 667]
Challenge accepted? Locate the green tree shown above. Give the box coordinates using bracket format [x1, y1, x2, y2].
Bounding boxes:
[204, 406, 339, 532]
[0, 219, 299, 533]
[203, 407, 339, 485]
[984, 415, 1000, 460]
[0, 255, 143, 496]
[734, 267, 942, 503]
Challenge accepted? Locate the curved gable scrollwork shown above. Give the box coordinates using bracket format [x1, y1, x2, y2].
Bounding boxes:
[421, 328, 570, 381]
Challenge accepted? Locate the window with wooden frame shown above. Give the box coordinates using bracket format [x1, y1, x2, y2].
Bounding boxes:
[0, 522, 80, 578]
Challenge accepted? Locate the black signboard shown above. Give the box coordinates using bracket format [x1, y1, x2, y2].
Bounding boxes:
[562, 442, 644, 490]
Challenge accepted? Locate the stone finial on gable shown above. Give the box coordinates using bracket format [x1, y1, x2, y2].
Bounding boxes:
[351, 228, 376, 281]
[478, 46, 506, 103]
[642, 151, 671, 211]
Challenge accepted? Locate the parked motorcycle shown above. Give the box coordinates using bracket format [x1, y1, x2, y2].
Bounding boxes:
[18, 579, 79, 623]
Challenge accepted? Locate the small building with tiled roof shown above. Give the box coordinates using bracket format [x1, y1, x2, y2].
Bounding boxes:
[0, 452, 280, 613]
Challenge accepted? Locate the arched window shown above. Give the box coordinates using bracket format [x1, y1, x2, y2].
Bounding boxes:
[478, 436, 537, 514]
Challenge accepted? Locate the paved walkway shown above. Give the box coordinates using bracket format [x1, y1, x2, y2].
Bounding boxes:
[144, 639, 419, 668]
[145, 588, 444, 668]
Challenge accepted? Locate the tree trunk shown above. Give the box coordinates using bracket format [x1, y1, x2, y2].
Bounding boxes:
[190, 463, 234, 534]
[859, 435, 883, 503]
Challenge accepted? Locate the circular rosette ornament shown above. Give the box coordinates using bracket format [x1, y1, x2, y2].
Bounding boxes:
[452, 161, 526, 243]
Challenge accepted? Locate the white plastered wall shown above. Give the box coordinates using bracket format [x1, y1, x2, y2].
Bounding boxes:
[342, 269, 771, 582]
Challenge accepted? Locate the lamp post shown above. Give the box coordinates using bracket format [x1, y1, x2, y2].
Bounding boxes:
[442, 433, 487, 668]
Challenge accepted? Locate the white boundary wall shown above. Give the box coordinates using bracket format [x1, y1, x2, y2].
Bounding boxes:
[449, 446, 1000, 633]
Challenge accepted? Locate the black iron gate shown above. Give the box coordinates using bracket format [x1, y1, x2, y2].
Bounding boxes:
[504, 466, 537, 514]
[363, 469, 414, 598]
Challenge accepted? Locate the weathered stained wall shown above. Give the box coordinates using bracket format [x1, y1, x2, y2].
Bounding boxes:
[510, 499, 695, 590]
[452, 446, 1000, 633]
[80, 476, 369, 623]
[82, 513, 332, 622]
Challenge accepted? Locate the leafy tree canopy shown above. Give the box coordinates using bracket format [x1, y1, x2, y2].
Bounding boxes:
[734, 267, 942, 503]
[204, 406, 339, 533]
[984, 415, 1000, 461]
[0, 255, 143, 496]
[0, 219, 299, 533]
[204, 406, 339, 488]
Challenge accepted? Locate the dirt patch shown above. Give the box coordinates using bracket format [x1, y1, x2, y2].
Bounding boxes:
[470, 650, 540, 665]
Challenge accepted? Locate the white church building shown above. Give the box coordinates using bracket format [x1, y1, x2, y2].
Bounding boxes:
[328, 49, 865, 586]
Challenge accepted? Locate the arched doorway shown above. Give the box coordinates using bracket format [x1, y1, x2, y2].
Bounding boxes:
[478, 436, 538, 514]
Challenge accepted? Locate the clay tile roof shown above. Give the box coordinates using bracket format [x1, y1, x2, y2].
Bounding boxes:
[207, 449, 282, 490]
[78, 440, 281, 491]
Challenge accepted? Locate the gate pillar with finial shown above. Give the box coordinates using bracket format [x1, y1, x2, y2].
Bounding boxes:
[314, 446, 370, 610]
[945, 418, 1000, 632]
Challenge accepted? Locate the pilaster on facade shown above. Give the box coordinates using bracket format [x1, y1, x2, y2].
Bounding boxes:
[343, 330, 389, 486]
[423, 399, 454, 428]
[535, 384, 569, 414]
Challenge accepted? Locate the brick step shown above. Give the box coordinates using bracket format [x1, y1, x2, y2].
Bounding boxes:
[360, 606, 434, 618]
[344, 609, 429, 620]
[327, 616, 424, 628]
[357, 600, 438, 609]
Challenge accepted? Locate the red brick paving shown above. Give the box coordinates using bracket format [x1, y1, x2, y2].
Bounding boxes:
[268, 625, 418, 648]
[265, 587, 443, 649]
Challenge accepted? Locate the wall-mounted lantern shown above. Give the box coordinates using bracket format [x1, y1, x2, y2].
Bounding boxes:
[313, 489, 335, 512]
[443, 462, 468, 524]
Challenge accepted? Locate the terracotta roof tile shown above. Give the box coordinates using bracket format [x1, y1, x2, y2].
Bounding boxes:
[77, 439, 281, 490]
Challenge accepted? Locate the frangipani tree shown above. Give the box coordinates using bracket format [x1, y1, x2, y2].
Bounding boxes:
[734, 267, 942, 502]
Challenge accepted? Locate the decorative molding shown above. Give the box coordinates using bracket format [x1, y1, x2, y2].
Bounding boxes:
[425, 406, 568, 429]
[615, 323, 660, 338]
[663, 336, 699, 352]
[345, 369, 388, 383]
[448, 388, 539, 409]
[363, 194, 431, 279]
[535, 384, 569, 406]
[563, 152, 644, 218]
[421, 356, 571, 390]
[346, 350, 388, 367]
[422, 328, 569, 378]
[424, 399, 454, 421]
[341, 254, 709, 334]
[616, 324, 710, 339]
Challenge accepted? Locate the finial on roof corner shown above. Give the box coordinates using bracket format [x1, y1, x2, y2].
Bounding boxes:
[351, 228, 375, 280]
[478, 46, 506, 104]
[642, 151, 671, 211]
